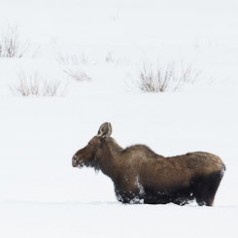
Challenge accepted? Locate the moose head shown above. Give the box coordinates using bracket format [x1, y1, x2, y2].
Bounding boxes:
[72, 122, 112, 168]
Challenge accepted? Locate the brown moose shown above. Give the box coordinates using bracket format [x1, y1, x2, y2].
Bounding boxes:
[72, 122, 226, 206]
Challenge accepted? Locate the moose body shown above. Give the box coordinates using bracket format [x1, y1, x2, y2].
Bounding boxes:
[72, 122, 226, 206]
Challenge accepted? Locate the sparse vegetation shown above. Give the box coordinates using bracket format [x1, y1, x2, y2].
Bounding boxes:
[138, 62, 199, 93]
[105, 52, 118, 64]
[0, 25, 29, 58]
[56, 53, 89, 66]
[10, 72, 68, 97]
[63, 67, 91, 82]
[57, 53, 91, 82]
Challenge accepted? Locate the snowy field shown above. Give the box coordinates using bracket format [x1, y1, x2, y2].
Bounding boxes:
[1, 0, 238, 237]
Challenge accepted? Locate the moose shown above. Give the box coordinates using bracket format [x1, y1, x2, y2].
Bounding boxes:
[72, 122, 226, 206]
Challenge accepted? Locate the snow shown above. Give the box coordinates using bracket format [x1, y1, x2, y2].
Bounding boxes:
[1, 0, 238, 237]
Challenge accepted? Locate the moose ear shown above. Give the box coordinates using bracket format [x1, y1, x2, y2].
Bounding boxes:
[97, 122, 112, 138]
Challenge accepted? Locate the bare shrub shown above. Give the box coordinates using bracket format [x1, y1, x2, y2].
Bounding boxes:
[10, 72, 67, 97]
[0, 25, 29, 58]
[138, 62, 199, 93]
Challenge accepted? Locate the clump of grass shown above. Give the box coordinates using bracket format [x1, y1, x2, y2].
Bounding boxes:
[105, 51, 119, 64]
[138, 62, 199, 93]
[63, 67, 91, 82]
[0, 25, 29, 58]
[57, 53, 91, 82]
[10, 71, 68, 97]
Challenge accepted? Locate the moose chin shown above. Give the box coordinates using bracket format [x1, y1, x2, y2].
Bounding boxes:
[72, 122, 226, 206]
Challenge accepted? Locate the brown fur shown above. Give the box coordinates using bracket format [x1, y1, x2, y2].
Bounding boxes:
[72, 128, 226, 206]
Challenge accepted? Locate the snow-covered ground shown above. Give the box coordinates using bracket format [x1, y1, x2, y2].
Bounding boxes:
[1, 0, 238, 237]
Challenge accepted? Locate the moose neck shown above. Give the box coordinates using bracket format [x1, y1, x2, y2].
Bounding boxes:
[97, 138, 123, 180]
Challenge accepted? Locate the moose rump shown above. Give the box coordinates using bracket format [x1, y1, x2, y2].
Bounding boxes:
[121, 150, 225, 205]
[72, 122, 226, 206]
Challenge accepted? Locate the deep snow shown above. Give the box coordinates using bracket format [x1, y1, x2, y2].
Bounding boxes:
[1, 0, 238, 237]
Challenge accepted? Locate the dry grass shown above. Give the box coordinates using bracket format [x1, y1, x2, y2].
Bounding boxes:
[138, 62, 199, 93]
[0, 25, 29, 58]
[10, 72, 67, 97]
[63, 67, 91, 82]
